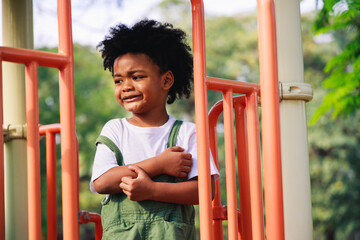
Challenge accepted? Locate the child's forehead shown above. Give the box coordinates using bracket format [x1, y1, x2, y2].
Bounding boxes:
[113, 53, 161, 73]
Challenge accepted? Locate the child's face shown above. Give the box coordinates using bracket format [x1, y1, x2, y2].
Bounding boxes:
[113, 53, 172, 115]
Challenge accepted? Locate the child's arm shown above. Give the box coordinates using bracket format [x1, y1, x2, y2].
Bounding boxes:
[120, 165, 216, 205]
[93, 146, 192, 194]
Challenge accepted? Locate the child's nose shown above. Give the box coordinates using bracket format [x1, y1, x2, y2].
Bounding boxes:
[122, 79, 134, 91]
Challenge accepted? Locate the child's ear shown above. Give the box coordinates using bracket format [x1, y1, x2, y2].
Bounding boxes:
[162, 71, 174, 90]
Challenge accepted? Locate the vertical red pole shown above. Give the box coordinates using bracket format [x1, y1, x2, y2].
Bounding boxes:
[0, 61, 5, 240]
[209, 110, 224, 240]
[234, 99, 253, 240]
[25, 61, 41, 240]
[190, 0, 213, 239]
[46, 131, 57, 239]
[57, 0, 79, 239]
[222, 90, 238, 240]
[246, 92, 264, 240]
[257, 0, 285, 239]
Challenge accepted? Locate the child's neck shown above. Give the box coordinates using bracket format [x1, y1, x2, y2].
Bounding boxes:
[127, 112, 169, 127]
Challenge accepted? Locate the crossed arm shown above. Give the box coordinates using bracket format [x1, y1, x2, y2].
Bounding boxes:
[93, 146, 215, 205]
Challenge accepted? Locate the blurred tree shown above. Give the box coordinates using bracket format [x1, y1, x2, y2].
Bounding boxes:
[311, 0, 360, 123]
[302, 11, 360, 239]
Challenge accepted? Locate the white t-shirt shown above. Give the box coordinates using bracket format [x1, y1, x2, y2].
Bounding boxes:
[90, 115, 219, 193]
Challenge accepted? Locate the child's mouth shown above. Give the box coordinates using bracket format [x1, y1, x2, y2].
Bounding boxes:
[122, 94, 142, 102]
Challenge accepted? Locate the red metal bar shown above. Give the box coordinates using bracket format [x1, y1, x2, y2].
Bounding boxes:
[46, 131, 57, 239]
[39, 124, 61, 135]
[257, 0, 285, 239]
[208, 101, 224, 240]
[76, 138, 80, 228]
[190, 1, 213, 239]
[39, 125, 97, 239]
[234, 98, 253, 240]
[79, 211, 103, 240]
[191, 0, 285, 238]
[208, 96, 255, 240]
[39, 124, 61, 240]
[0, 59, 4, 240]
[57, 0, 79, 239]
[0, 47, 68, 69]
[245, 92, 264, 240]
[222, 90, 238, 240]
[207, 77, 260, 94]
[25, 61, 41, 240]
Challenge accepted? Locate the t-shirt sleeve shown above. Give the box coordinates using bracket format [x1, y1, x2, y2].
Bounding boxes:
[185, 124, 220, 181]
[90, 121, 120, 194]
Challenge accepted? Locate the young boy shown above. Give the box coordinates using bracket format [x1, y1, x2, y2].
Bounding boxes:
[90, 19, 219, 239]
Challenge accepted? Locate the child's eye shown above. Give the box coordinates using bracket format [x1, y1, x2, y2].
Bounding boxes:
[133, 76, 144, 81]
[114, 79, 123, 84]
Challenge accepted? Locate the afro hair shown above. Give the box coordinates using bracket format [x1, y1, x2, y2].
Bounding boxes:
[97, 19, 193, 104]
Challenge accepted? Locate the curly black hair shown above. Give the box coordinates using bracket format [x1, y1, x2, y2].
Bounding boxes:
[97, 19, 193, 104]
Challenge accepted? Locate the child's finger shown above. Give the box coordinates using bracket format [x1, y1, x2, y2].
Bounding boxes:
[169, 146, 184, 152]
[119, 181, 129, 191]
[178, 172, 187, 178]
[128, 165, 146, 177]
[121, 176, 132, 185]
[183, 153, 192, 160]
[183, 159, 192, 167]
[122, 189, 131, 198]
[182, 166, 192, 173]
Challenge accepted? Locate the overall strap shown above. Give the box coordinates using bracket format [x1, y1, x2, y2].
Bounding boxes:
[96, 135, 124, 166]
[167, 120, 183, 148]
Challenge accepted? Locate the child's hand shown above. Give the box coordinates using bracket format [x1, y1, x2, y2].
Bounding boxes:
[120, 165, 154, 201]
[158, 146, 192, 178]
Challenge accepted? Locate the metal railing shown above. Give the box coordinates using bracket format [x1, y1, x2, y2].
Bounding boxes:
[39, 124, 62, 240]
[209, 96, 253, 240]
[39, 124, 102, 239]
[0, 0, 285, 239]
[0, 0, 79, 239]
[191, 0, 285, 239]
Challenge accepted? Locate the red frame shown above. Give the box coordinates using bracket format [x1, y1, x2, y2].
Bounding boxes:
[0, 0, 285, 239]
[191, 0, 285, 239]
[0, 0, 78, 239]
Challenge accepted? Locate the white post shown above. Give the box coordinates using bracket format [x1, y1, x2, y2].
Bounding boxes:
[274, 0, 313, 239]
[2, 0, 33, 239]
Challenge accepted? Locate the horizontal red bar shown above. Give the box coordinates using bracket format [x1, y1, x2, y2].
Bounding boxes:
[78, 211, 101, 225]
[39, 124, 61, 135]
[0, 47, 69, 69]
[206, 77, 260, 95]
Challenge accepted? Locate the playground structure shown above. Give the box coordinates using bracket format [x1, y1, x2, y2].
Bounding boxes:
[0, 0, 313, 239]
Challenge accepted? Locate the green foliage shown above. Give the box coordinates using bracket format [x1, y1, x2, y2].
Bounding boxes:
[311, 0, 360, 123]
[308, 111, 360, 239]
[205, 15, 259, 83]
[309, 5, 360, 237]
[303, 11, 360, 238]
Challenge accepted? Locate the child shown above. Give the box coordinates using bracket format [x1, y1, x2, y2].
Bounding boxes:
[90, 19, 219, 239]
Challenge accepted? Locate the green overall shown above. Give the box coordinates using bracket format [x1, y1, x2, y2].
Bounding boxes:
[96, 120, 196, 239]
